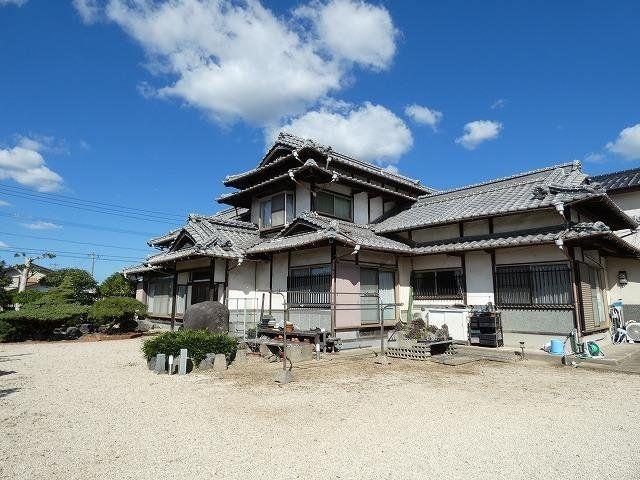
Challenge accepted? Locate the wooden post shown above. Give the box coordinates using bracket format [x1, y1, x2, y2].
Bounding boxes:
[170, 270, 178, 331]
[224, 259, 229, 307]
[209, 258, 216, 301]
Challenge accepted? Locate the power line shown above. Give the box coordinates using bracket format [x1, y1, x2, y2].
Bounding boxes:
[0, 188, 184, 224]
[0, 245, 144, 261]
[0, 183, 185, 219]
[0, 212, 162, 237]
[0, 231, 154, 252]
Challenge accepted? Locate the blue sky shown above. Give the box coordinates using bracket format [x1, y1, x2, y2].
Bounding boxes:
[1, 0, 639, 280]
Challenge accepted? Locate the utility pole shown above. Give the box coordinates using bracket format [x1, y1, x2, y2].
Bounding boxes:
[88, 252, 97, 276]
[14, 252, 56, 292]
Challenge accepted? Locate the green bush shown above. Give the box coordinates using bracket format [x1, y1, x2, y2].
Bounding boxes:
[88, 297, 146, 332]
[142, 330, 238, 366]
[0, 320, 17, 342]
[99, 272, 135, 297]
[0, 303, 89, 341]
[11, 289, 45, 306]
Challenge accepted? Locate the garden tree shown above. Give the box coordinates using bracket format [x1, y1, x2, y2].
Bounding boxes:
[99, 272, 134, 298]
[0, 261, 11, 310]
[11, 289, 45, 306]
[39, 268, 97, 305]
[88, 297, 146, 332]
[13, 252, 55, 292]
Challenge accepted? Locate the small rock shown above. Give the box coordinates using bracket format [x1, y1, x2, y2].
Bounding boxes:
[213, 354, 227, 371]
[65, 326, 82, 339]
[78, 323, 94, 335]
[232, 349, 248, 366]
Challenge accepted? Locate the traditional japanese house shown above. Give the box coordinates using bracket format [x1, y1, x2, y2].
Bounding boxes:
[125, 133, 640, 347]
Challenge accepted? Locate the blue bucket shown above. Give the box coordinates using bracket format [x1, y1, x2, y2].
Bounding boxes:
[550, 339, 564, 355]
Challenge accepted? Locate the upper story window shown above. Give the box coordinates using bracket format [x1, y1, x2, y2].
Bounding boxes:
[260, 192, 294, 229]
[315, 190, 352, 221]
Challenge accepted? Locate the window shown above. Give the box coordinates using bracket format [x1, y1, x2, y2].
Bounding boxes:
[287, 265, 331, 307]
[495, 263, 573, 307]
[260, 193, 294, 229]
[191, 269, 210, 282]
[360, 268, 397, 324]
[147, 277, 173, 315]
[315, 190, 352, 220]
[411, 269, 464, 299]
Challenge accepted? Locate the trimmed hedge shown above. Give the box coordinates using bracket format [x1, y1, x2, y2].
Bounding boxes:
[142, 330, 238, 366]
[0, 303, 89, 341]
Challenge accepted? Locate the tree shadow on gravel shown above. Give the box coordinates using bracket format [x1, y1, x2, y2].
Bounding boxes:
[0, 388, 20, 398]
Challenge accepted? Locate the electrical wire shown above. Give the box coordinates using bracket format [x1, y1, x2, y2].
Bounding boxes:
[0, 231, 153, 252]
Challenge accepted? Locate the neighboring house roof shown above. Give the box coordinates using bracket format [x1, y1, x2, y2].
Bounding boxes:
[245, 132, 434, 193]
[591, 167, 640, 193]
[375, 161, 635, 233]
[4, 263, 52, 290]
[246, 211, 411, 255]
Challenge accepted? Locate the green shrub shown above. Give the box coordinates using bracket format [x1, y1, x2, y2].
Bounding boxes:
[11, 289, 45, 306]
[142, 330, 238, 366]
[88, 297, 146, 332]
[99, 272, 135, 297]
[0, 303, 89, 341]
[0, 320, 17, 342]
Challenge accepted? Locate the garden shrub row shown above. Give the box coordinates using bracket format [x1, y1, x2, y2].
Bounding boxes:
[142, 330, 238, 366]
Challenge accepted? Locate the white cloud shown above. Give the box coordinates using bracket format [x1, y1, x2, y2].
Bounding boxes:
[606, 124, 640, 160]
[16, 134, 67, 154]
[584, 152, 606, 164]
[0, 0, 27, 7]
[273, 102, 413, 163]
[77, 1, 398, 126]
[490, 98, 506, 110]
[455, 120, 502, 150]
[73, 0, 101, 24]
[21, 221, 62, 230]
[404, 104, 442, 130]
[0, 241, 7, 248]
[0, 142, 63, 192]
[296, 0, 397, 70]
[0, 199, 10, 206]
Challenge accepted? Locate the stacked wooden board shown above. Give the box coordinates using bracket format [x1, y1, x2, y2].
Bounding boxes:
[468, 312, 503, 347]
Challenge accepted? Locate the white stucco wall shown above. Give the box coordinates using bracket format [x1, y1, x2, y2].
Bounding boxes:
[412, 224, 459, 243]
[289, 246, 330, 267]
[369, 196, 383, 222]
[607, 256, 640, 306]
[357, 250, 396, 266]
[462, 219, 490, 236]
[464, 251, 494, 306]
[214, 258, 226, 283]
[295, 182, 311, 215]
[495, 244, 567, 265]
[493, 210, 563, 233]
[271, 253, 289, 310]
[353, 192, 369, 224]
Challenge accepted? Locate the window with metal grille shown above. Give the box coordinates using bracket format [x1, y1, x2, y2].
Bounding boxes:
[287, 266, 331, 307]
[411, 269, 464, 299]
[495, 263, 573, 307]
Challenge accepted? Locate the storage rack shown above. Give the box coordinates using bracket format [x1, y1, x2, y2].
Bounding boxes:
[468, 311, 503, 347]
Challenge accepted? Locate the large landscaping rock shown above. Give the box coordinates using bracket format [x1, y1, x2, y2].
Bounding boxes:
[182, 301, 229, 333]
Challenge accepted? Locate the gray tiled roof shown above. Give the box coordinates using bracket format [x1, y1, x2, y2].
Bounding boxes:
[148, 229, 180, 247]
[246, 211, 411, 254]
[375, 162, 598, 233]
[412, 222, 640, 257]
[144, 214, 260, 265]
[122, 264, 162, 275]
[591, 167, 640, 192]
[261, 132, 434, 192]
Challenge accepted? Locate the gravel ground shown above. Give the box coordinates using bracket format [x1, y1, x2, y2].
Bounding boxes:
[1, 338, 638, 480]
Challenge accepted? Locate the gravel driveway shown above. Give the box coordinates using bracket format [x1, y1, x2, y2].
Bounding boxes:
[1, 338, 638, 479]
